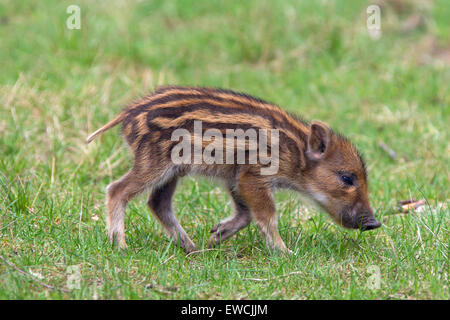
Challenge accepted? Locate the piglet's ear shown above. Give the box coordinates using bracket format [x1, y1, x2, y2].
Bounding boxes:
[307, 121, 332, 161]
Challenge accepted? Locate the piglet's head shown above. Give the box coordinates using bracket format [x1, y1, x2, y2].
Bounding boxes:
[302, 121, 381, 231]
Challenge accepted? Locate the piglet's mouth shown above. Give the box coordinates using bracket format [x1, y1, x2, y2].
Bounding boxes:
[359, 217, 382, 231]
[339, 213, 382, 231]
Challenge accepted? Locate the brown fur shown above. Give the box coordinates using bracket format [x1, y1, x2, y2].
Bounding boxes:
[87, 86, 380, 253]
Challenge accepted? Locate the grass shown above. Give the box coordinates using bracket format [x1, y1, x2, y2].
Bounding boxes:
[0, 0, 448, 299]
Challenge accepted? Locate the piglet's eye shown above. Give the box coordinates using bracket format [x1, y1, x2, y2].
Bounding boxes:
[340, 174, 354, 186]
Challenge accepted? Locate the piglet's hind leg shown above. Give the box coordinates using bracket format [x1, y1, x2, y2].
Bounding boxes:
[147, 177, 197, 253]
[106, 170, 148, 249]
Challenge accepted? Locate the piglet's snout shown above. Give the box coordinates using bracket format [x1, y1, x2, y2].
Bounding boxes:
[360, 216, 382, 231]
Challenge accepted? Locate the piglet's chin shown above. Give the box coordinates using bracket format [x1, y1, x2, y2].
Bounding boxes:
[337, 212, 363, 230]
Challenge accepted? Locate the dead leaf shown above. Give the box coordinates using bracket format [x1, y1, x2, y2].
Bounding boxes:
[401, 14, 425, 33]
[397, 199, 426, 213]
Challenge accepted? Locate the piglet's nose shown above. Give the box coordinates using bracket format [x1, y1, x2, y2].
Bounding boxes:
[360, 217, 382, 231]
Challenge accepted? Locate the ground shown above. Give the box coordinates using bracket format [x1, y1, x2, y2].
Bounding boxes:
[0, 0, 448, 299]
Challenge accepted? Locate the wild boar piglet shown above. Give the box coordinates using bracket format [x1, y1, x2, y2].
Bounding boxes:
[87, 86, 381, 253]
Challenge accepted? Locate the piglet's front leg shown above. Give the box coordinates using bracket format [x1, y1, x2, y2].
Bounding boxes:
[238, 173, 291, 254]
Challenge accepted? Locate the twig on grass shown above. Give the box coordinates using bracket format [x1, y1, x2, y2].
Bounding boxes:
[244, 271, 304, 282]
[218, 246, 249, 267]
[378, 141, 397, 160]
[185, 248, 220, 258]
[161, 254, 175, 265]
[0, 255, 70, 292]
[145, 283, 179, 295]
